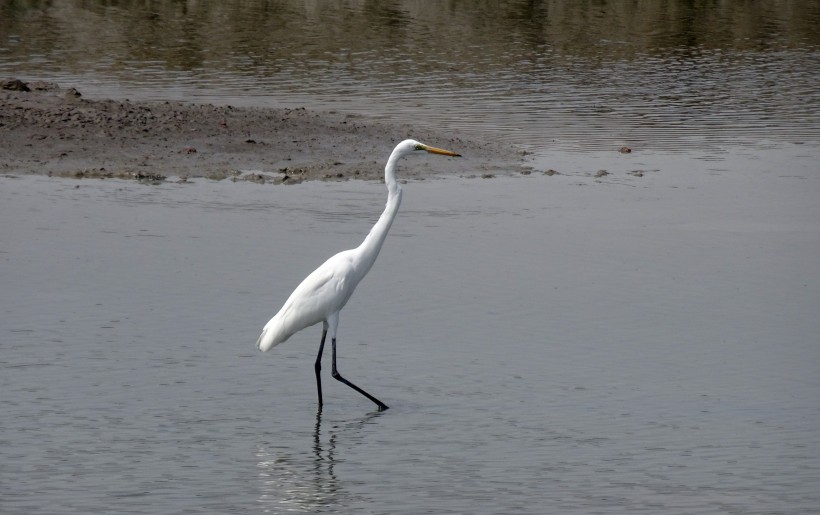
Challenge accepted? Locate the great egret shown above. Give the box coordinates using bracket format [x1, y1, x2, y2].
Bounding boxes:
[256, 139, 461, 411]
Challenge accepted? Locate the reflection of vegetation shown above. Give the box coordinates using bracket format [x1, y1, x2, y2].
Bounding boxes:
[1, 0, 818, 76]
[1, 1, 816, 150]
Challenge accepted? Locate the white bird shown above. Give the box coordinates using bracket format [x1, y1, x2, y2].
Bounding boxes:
[256, 139, 461, 411]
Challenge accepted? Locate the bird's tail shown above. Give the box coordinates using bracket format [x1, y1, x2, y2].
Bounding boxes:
[256, 315, 290, 352]
[256, 328, 275, 352]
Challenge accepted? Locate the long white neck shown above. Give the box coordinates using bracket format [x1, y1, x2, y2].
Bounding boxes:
[354, 149, 404, 275]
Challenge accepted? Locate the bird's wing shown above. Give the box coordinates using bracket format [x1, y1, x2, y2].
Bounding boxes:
[276, 251, 355, 325]
[287, 259, 347, 312]
[257, 250, 360, 351]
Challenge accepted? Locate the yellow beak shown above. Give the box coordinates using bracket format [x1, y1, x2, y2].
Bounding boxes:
[423, 145, 461, 157]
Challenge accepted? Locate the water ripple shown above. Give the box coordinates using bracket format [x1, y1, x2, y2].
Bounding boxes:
[1, 1, 818, 156]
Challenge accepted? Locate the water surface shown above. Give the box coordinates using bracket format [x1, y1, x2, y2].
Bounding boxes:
[2, 170, 819, 513]
[2, 0, 819, 165]
[2, 2, 820, 513]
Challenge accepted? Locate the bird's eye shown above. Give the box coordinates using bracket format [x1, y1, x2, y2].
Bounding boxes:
[414, 144, 425, 151]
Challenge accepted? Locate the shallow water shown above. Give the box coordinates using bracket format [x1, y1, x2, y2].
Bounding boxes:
[2, 1, 820, 513]
[2, 168, 819, 513]
[2, 0, 819, 164]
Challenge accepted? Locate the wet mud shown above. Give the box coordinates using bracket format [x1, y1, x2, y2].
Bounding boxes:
[1, 80, 523, 183]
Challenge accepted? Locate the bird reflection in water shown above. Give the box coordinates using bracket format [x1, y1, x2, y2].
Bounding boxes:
[256, 409, 384, 512]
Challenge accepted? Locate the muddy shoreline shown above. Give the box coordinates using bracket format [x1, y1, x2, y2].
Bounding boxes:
[1, 80, 525, 184]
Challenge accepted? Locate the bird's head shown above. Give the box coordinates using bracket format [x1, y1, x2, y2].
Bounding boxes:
[397, 139, 461, 158]
[384, 139, 461, 194]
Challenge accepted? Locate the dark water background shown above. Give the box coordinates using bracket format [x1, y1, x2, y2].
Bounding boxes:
[2, 2, 820, 514]
[1, 0, 819, 162]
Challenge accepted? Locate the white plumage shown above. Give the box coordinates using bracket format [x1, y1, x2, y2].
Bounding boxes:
[256, 250, 357, 352]
[255, 139, 461, 410]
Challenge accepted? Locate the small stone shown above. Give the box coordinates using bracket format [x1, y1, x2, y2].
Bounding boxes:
[1, 78, 30, 91]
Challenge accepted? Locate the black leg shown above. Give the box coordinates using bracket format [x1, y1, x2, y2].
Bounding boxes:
[331, 337, 389, 411]
[315, 328, 327, 409]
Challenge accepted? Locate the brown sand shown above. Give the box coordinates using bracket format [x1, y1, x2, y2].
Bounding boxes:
[1, 80, 523, 184]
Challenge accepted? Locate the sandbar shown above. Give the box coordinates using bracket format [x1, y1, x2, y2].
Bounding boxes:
[1, 80, 524, 183]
